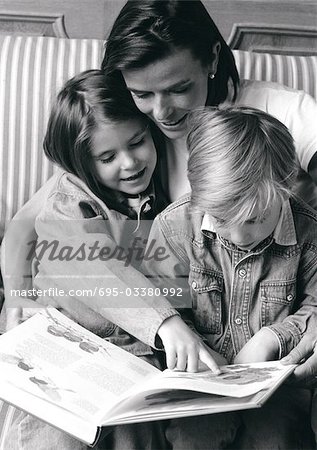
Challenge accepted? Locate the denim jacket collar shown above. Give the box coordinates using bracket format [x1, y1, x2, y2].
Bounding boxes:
[201, 199, 297, 249]
[273, 200, 297, 246]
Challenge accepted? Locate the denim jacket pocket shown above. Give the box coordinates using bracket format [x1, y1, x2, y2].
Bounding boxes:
[260, 279, 296, 326]
[189, 267, 223, 335]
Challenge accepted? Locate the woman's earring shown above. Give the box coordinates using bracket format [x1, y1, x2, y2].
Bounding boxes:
[208, 73, 215, 80]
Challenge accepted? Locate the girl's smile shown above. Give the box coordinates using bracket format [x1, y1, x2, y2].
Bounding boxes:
[120, 167, 147, 183]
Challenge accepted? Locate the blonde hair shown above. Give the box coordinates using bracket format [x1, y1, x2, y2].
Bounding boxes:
[187, 106, 298, 225]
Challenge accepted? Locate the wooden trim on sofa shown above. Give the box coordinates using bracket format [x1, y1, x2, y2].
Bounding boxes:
[0, 12, 68, 38]
[228, 23, 317, 56]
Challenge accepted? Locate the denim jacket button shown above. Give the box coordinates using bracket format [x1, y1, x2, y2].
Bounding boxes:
[287, 294, 293, 301]
[238, 268, 247, 278]
[234, 317, 242, 325]
[191, 281, 197, 290]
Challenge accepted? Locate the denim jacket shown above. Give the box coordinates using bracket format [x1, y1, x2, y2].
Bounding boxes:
[33, 171, 177, 356]
[143, 195, 317, 362]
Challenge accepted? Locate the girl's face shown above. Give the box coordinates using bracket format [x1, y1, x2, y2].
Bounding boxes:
[122, 46, 219, 140]
[212, 200, 282, 251]
[90, 118, 157, 195]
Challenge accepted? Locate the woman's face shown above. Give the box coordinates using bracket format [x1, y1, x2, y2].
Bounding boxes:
[122, 47, 218, 140]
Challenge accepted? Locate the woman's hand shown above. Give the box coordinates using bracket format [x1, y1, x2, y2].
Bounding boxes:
[234, 328, 279, 364]
[157, 315, 223, 373]
[281, 331, 317, 387]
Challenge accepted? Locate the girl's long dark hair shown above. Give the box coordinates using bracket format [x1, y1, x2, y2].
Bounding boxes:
[44, 70, 168, 216]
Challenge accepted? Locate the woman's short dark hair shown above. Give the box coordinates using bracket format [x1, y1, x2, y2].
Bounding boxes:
[102, 0, 239, 105]
[44, 69, 147, 197]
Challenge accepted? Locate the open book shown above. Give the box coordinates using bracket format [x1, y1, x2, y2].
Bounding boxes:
[0, 308, 295, 446]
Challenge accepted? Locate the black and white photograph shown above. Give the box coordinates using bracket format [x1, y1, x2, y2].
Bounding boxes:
[0, 1, 316, 449]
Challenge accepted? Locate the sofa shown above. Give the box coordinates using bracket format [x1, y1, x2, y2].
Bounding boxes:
[0, 33, 316, 445]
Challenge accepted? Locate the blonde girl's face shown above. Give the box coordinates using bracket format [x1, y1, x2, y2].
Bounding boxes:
[90, 119, 157, 195]
[122, 47, 219, 140]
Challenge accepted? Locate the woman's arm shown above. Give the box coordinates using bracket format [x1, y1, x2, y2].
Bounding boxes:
[281, 328, 317, 387]
[2, 172, 139, 336]
[2, 174, 61, 329]
[2, 173, 60, 294]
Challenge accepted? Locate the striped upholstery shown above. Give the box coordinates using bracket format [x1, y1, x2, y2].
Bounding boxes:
[0, 404, 17, 450]
[0, 36, 104, 445]
[0, 35, 104, 239]
[233, 50, 317, 100]
[0, 35, 317, 443]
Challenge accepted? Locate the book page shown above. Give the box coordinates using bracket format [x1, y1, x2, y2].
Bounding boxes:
[102, 361, 295, 425]
[0, 309, 159, 426]
[151, 361, 296, 397]
[103, 389, 265, 426]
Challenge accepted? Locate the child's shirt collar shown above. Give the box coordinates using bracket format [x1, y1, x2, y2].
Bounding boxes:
[112, 181, 155, 215]
[110, 182, 156, 233]
[201, 199, 297, 247]
[273, 200, 297, 246]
